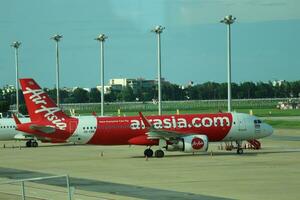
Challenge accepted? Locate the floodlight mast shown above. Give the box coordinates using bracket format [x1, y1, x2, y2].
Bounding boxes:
[151, 25, 165, 116]
[50, 34, 63, 107]
[11, 41, 21, 114]
[95, 34, 108, 117]
[220, 15, 236, 112]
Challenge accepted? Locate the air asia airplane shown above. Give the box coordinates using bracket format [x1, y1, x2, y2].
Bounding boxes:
[14, 78, 273, 157]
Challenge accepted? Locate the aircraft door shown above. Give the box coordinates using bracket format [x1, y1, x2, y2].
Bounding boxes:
[69, 120, 81, 142]
[237, 115, 247, 131]
[254, 120, 261, 134]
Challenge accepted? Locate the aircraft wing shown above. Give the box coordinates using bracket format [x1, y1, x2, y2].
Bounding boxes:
[146, 129, 194, 140]
[139, 112, 194, 140]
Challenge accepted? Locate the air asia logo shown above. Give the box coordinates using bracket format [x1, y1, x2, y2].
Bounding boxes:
[191, 137, 204, 150]
[23, 87, 67, 131]
[130, 116, 230, 130]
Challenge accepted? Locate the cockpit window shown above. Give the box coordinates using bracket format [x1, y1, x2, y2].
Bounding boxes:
[254, 120, 262, 124]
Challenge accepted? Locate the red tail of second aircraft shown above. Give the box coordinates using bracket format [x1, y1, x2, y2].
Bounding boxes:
[16, 79, 78, 142]
[20, 78, 71, 130]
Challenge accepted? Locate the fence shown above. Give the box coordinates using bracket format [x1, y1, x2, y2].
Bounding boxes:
[0, 175, 72, 200]
[60, 98, 290, 113]
[9, 98, 293, 114]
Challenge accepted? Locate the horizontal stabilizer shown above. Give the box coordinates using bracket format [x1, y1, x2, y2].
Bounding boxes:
[29, 125, 56, 134]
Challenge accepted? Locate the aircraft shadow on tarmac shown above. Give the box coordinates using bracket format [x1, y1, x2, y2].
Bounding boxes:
[131, 148, 300, 158]
[0, 167, 232, 200]
[1, 143, 79, 149]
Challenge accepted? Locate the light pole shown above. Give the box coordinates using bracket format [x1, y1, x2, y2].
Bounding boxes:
[220, 15, 236, 112]
[95, 34, 108, 116]
[11, 41, 21, 114]
[51, 34, 63, 107]
[151, 25, 165, 116]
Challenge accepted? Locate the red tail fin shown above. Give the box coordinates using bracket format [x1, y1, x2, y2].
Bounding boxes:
[20, 78, 70, 130]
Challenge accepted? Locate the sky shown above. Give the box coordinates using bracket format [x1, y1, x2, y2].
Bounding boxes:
[0, 0, 299, 88]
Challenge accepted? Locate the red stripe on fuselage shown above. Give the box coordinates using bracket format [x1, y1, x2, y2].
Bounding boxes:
[87, 113, 233, 145]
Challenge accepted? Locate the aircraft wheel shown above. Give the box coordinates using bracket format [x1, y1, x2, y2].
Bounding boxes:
[32, 141, 38, 148]
[237, 148, 243, 154]
[155, 150, 164, 158]
[26, 141, 31, 147]
[144, 149, 153, 157]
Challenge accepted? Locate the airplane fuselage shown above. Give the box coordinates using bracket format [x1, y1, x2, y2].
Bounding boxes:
[24, 112, 272, 145]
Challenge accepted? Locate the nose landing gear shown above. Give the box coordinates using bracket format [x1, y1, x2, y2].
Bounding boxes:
[236, 140, 243, 154]
[237, 148, 243, 154]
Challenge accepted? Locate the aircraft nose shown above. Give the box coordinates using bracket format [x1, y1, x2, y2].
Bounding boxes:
[265, 124, 273, 136]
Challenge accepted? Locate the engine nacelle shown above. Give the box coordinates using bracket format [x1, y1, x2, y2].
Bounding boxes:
[166, 135, 208, 153]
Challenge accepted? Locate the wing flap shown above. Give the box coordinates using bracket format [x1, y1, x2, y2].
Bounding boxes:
[146, 129, 195, 140]
[138, 112, 195, 140]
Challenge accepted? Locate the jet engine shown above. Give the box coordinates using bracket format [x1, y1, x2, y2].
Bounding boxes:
[166, 135, 208, 153]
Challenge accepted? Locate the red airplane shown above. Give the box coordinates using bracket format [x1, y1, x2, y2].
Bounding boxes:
[14, 78, 273, 157]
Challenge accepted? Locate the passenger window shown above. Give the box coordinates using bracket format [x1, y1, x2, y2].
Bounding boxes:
[87, 127, 89, 130]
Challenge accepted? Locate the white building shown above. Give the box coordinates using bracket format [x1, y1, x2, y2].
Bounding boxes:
[96, 85, 111, 94]
[1, 85, 15, 95]
[272, 80, 286, 87]
[97, 77, 168, 94]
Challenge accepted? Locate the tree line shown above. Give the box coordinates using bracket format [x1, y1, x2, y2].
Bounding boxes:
[1, 80, 300, 113]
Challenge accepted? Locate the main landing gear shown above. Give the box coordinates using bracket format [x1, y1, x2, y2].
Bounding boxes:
[144, 148, 153, 157]
[144, 148, 165, 158]
[154, 149, 164, 158]
[26, 140, 38, 148]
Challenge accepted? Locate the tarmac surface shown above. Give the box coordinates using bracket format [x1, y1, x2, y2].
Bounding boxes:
[0, 128, 299, 200]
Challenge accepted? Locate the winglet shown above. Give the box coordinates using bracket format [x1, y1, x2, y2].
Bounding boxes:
[92, 111, 97, 117]
[138, 112, 152, 128]
[12, 113, 21, 125]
